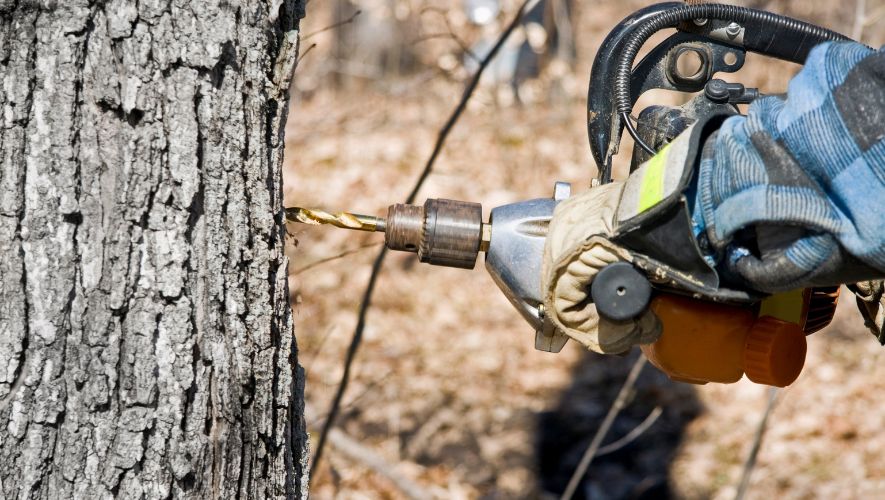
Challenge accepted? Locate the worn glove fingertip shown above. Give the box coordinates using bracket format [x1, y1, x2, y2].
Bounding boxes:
[636, 309, 663, 345]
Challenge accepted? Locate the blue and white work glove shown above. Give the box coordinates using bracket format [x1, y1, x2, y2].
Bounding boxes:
[693, 42, 885, 292]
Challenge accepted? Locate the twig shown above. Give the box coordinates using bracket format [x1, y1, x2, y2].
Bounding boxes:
[560, 355, 647, 500]
[404, 404, 456, 458]
[595, 405, 663, 458]
[304, 325, 337, 375]
[327, 427, 433, 500]
[308, 368, 395, 428]
[734, 387, 780, 500]
[309, 0, 538, 486]
[402, 0, 537, 205]
[293, 242, 382, 275]
[416, 7, 482, 63]
[413, 33, 480, 63]
[297, 43, 317, 64]
[309, 246, 388, 485]
[303, 9, 362, 40]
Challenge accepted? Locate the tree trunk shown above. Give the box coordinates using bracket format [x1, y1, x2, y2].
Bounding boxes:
[0, 0, 308, 498]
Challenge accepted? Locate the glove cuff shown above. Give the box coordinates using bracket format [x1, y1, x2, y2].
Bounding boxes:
[542, 183, 661, 353]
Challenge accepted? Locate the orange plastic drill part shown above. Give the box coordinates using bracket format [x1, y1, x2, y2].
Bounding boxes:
[640, 295, 807, 387]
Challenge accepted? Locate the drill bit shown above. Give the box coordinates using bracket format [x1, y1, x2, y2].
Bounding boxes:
[285, 207, 386, 232]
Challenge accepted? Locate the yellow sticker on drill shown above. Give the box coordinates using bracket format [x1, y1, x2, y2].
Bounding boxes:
[637, 144, 670, 213]
[759, 288, 805, 325]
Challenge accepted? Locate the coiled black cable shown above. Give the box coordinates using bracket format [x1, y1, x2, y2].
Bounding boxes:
[615, 3, 859, 154]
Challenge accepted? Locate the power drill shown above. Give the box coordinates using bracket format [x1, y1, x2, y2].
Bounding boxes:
[289, 2, 856, 387]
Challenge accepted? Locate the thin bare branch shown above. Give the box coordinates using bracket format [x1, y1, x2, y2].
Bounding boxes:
[560, 355, 647, 500]
[327, 428, 434, 500]
[413, 33, 480, 63]
[303, 9, 362, 41]
[303, 402, 435, 500]
[734, 387, 780, 500]
[297, 42, 317, 64]
[309, 0, 538, 485]
[307, 369, 394, 428]
[595, 405, 663, 458]
[304, 325, 338, 375]
[417, 7, 483, 63]
[293, 242, 382, 275]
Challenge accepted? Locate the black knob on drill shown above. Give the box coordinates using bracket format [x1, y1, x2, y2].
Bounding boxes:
[703, 78, 760, 104]
[590, 262, 652, 321]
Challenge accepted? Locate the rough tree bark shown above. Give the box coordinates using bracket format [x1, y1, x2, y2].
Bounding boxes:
[0, 0, 308, 498]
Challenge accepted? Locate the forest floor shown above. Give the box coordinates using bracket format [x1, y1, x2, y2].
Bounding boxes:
[285, 1, 885, 498]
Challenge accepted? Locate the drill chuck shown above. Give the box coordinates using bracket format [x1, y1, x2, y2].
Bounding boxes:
[387, 199, 484, 269]
[287, 199, 486, 269]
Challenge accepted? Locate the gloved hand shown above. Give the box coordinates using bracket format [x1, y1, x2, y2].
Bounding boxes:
[693, 42, 885, 292]
[541, 182, 662, 354]
[851, 281, 885, 344]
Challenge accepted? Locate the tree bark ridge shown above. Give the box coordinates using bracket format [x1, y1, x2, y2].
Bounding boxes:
[0, 0, 307, 497]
